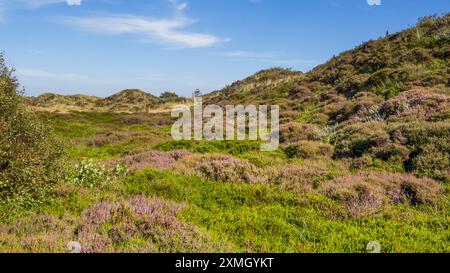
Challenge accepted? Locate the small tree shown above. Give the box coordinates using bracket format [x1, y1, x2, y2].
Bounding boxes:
[0, 54, 62, 201]
[160, 91, 179, 101]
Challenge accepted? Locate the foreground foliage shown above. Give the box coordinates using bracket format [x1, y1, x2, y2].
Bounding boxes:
[0, 55, 62, 202]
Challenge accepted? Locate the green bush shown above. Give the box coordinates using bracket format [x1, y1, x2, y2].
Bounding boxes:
[393, 121, 450, 181]
[285, 141, 334, 159]
[334, 121, 390, 157]
[0, 55, 62, 201]
[155, 140, 262, 155]
[411, 144, 449, 182]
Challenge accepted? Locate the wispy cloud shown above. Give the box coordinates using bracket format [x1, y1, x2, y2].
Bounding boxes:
[0, 0, 80, 21]
[4, 0, 80, 9]
[16, 67, 169, 89]
[17, 0, 68, 8]
[57, 1, 229, 48]
[16, 68, 102, 84]
[212, 51, 320, 67]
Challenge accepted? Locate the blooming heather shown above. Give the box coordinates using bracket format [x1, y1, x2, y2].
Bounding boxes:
[114, 150, 191, 171]
[75, 197, 231, 253]
[320, 172, 441, 216]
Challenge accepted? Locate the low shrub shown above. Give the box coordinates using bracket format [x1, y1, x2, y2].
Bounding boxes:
[411, 144, 450, 182]
[320, 172, 441, 216]
[334, 121, 390, 157]
[380, 89, 450, 122]
[284, 141, 334, 159]
[392, 121, 450, 180]
[0, 214, 74, 252]
[195, 154, 265, 184]
[372, 143, 410, 162]
[76, 197, 231, 253]
[271, 165, 329, 192]
[112, 150, 191, 171]
[350, 154, 374, 170]
[279, 122, 319, 144]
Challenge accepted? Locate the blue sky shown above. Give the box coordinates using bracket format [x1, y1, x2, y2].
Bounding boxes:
[0, 0, 448, 97]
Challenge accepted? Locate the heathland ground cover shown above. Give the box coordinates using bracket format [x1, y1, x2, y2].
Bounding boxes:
[0, 14, 449, 253]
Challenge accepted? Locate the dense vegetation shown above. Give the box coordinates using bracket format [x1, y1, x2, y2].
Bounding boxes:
[0, 55, 62, 203]
[0, 14, 449, 253]
[207, 14, 450, 183]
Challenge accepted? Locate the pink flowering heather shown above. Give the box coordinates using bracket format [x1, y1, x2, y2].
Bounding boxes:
[380, 89, 450, 121]
[112, 150, 191, 171]
[0, 214, 75, 253]
[320, 172, 441, 216]
[195, 154, 266, 184]
[75, 197, 231, 253]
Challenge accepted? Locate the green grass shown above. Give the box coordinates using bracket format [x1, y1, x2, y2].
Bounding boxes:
[154, 140, 264, 155]
[3, 168, 446, 252]
[123, 169, 450, 253]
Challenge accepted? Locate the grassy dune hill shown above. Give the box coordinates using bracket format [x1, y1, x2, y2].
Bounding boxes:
[26, 93, 101, 112]
[95, 89, 161, 113]
[209, 14, 449, 105]
[26, 89, 168, 113]
[308, 14, 450, 98]
[206, 14, 450, 183]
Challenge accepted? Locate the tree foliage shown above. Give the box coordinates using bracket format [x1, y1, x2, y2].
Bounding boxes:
[0, 54, 62, 201]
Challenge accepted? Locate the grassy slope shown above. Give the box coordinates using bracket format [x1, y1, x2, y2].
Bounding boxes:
[26, 89, 188, 113]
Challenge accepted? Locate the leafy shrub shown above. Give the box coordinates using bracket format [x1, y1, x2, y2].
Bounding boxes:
[350, 154, 374, 170]
[372, 143, 410, 162]
[334, 121, 390, 157]
[411, 144, 449, 182]
[279, 122, 319, 144]
[364, 68, 409, 98]
[238, 151, 286, 168]
[285, 141, 334, 159]
[0, 54, 62, 201]
[392, 121, 450, 180]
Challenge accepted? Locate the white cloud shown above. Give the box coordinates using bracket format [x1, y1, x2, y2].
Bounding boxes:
[67, 0, 82, 6]
[0, 0, 80, 21]
[58, 1, 230, 48]
[15, 0, 81, 8]
[169, 0, 188, 11]
[213, 51, 319, 67]
[16, 68, 101, 83]
[367, 0, 381, 6]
